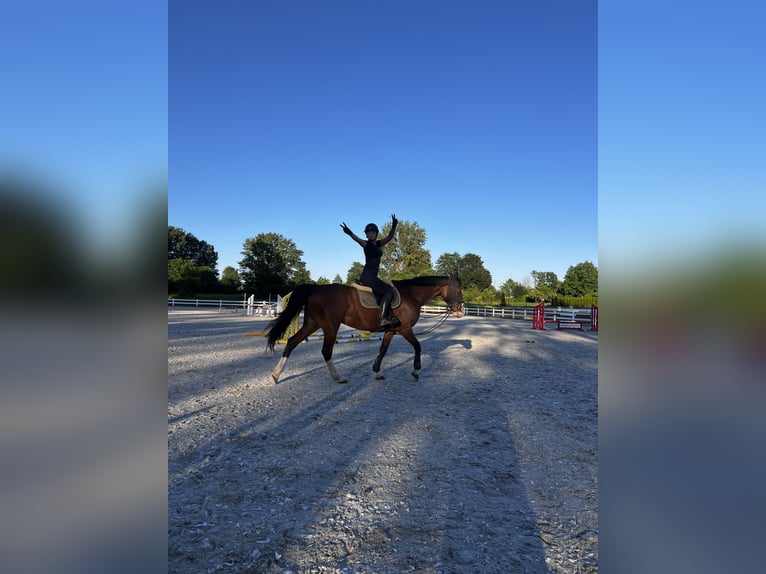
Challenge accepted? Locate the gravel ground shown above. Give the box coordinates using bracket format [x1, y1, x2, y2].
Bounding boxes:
[168, 309, 598, 573]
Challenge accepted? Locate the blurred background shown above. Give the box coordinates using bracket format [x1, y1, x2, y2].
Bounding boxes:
[600, 2, 766, 573]
[1, 2, 167, 573]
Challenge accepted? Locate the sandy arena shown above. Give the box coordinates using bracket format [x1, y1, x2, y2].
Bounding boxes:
[168, 309, 598, 573]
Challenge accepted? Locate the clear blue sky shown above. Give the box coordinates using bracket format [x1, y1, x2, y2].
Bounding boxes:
[599, 1, 766, 277]
[169, 0, 598, 286]
[1, 2, 167, 253]
[3, 1, 760, 288]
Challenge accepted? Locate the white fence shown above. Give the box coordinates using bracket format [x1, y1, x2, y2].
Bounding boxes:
[168, 298, 594, 326]
[167, 297, 276, 316]
[421, 304, 594, 326]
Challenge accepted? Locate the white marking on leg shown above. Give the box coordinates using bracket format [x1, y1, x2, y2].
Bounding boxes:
[326, 359, 347, 384]
[271, 356, 287, 383]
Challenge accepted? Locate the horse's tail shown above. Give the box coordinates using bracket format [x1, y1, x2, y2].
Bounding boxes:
[266, 284, 314, 351]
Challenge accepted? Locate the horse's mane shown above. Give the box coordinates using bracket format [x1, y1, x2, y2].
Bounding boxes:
[393, 275, 450, 287]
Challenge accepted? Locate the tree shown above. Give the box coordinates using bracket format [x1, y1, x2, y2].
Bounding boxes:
[530, 270, 559, 302]
[332, 274, 343, 284]
[434, 252, 462, 275]
[167, 226, 221, 294]
[560, 261, 598, 297]
[292, 261, 311, 285]
[345, 262, 364, 285]
[168, 226, 218, 273]
[500, 278, 528, 302]
[380, 219, 433, 278]
[435, 252, 492, 290]
[239, 232, 310, 298]
[469, 286, 500, 305]
[220, 266, 241, 293]
[459, 253, 492, 290]
[168, 258, 218, 295]
[530, 270, 558, 289]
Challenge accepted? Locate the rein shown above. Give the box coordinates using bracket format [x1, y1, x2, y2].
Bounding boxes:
[413, 307, 453, 335]
[397, 277, 463, 336]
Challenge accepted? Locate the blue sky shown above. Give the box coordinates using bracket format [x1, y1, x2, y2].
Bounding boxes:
[0, 2, 167, 253]
[599, 1, 765, 277]
[169, 0, 598, 286]
[2, 1, 760, 288]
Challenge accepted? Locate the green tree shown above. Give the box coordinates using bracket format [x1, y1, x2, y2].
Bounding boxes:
[167, 226, 221, 294]
[460, 286, 498, 306]
[459, 253, 492, 290]
[434, 252, 462, 275]
[531, 270, 558, 289]
[292, 260, 311, 285]
[220, 266, 241, 293]
[168, 226, 218, 272]
[239, 233, 310, 298]
[168, 259, 218, 296]
[530, 270, 559, 302]
[560, 261, 598, 297]
[345, 261, 364, 284]
[435, 252, 492, 290]
[332, 274, 343, 284]
[380, 219, 433, 278]
[500, 278, 528, 302]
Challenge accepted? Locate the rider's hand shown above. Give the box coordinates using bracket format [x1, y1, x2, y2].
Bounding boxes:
[341, 223, 353, 235]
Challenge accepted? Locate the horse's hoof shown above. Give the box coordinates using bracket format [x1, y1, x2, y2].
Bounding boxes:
[412, 371, 420, 380]
[271, 374, 279, 384]
[375, 373, 385, 380]
[337, 378, 348, 384]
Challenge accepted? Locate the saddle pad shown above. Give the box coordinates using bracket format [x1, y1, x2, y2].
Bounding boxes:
[351, 280, 401, 309]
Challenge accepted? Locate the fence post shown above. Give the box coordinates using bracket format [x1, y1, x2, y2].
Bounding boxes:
[532, 301, 545, 329]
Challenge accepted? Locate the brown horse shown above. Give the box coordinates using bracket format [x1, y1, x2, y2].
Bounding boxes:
[266, 274, 464, 383]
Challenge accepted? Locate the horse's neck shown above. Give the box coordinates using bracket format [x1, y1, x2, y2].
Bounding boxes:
[408, 284, 444, 305]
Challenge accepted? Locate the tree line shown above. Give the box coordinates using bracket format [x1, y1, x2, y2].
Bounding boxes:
[168, 222, 598, 306]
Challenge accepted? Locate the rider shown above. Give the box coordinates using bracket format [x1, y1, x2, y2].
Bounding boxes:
[340, 214, 400, 329]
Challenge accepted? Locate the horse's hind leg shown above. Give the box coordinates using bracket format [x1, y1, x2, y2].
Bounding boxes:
[270, 316, 319, 383]
[372, 331, 396, 380]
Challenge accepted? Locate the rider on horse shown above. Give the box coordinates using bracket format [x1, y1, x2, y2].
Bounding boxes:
[341, 214, 400, 329]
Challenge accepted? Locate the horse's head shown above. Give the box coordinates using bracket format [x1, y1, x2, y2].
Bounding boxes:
[445, 273, 465, 318]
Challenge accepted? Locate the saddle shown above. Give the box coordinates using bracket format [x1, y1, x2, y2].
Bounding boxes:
[351, 279, 401, 309]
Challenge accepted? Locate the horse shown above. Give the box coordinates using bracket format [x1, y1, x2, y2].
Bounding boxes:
[266, 274, 464, 384]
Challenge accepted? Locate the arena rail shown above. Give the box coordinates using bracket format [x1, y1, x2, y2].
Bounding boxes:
[169, 299, 597, 328]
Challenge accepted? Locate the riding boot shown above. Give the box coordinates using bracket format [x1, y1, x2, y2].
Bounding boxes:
[378, 291, 400, 329]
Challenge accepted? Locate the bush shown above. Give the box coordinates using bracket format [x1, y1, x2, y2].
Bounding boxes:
[551, 295, 598, 308]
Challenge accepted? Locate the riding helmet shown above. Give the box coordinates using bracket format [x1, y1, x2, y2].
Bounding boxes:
[364, 223, 379, 233]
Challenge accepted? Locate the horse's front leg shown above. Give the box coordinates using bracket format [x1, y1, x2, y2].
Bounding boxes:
[372, 331, 396, 380]
[397, 328, 422, 380]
